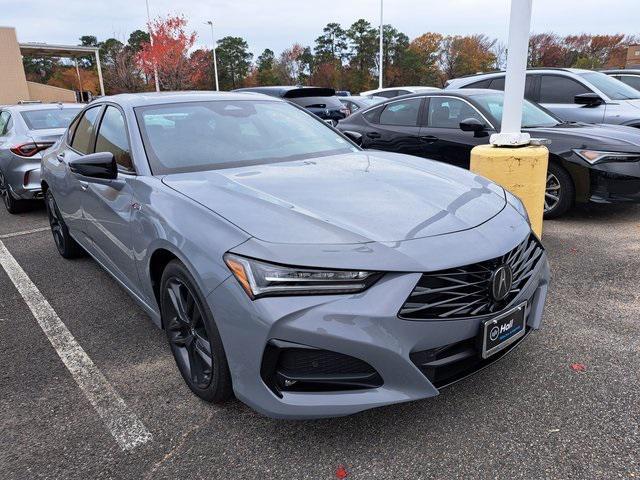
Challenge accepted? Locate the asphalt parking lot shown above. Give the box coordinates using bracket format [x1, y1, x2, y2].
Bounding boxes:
[1, 202, 638, 480]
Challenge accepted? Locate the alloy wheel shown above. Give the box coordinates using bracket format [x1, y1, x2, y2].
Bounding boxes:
[165, 278, 213, 389]
[544, 172, 561, 213]
[46, 194, 65, 252]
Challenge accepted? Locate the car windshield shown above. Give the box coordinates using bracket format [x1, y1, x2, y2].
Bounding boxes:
[579, 72, 640, 100]
[473, 92, 560, 128]
[20, 108, 81, 130]
[135, 100, 359, 174]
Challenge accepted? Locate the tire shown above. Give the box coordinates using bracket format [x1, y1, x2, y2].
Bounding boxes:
[45, 190, 84, 258]
[544, 162, 574, 219]
[161, 260, 232, 403]
[1, 173, 25, 214]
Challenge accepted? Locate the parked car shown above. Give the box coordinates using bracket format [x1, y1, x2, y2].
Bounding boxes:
[445, 68, 640, 128]
[601, 69, 640, 92]
[0, 102, 82, 213]
[41, 91, 548, 419]
[232, 86, 349, 125]
[338, 95, 385, 116]
[338, 89, 640, 218]
[360, 86, 440, 98]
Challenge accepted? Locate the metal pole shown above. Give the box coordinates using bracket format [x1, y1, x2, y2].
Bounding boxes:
[94, 50, 105, 97]
[145, 0, 160, 92]
[207, 21, 220, 91]
[378, 0, 383, 90]
[74, 59, 84, 101]
[490, 0, 532, 146]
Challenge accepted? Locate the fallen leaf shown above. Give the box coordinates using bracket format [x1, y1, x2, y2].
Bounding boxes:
[336, 465, 348, 479]
[570, 362, 587, 372]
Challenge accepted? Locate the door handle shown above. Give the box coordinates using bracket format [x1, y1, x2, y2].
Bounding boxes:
[56, 152, 66, 162]
[420, 135, 438, 144]
[79, 181, 88, 191]
[366, 132, 381, 139]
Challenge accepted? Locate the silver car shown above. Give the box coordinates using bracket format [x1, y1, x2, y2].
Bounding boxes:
[0, 103, 81, 213]
[445, 68, 640, 128]
[41, 92, 549, 419]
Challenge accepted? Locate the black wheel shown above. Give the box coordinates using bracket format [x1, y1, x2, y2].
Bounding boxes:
[1, 173, 24, 214]
[161, 260, 232, 403]
[45, 190, 84, 258]
[544, 162, 574, 219]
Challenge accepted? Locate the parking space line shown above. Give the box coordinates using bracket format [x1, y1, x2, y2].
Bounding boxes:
[0, 227, 50, 239]
[0, 240, 152, 451]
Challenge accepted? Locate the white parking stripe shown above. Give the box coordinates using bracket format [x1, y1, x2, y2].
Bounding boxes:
[0, 227, 50, 239]
[0, 240, 152, 451]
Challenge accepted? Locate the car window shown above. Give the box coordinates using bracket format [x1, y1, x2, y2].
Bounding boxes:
[427, 97, 484, 128]
[0, 112, 10, 135]
[363, 106, 383, 123]
[288, 96, 343, 108]
[377, 90, 399, 98]
[488, 78, 505, 90]
[20, 108, 81, 130]
[71, 106, 102, 154]
[539, 75, 590, 103]
[135, 100, 358, 174]
[579, 72, 640, 100]
[378, 98, 422, 126]
[95, 106, 133, 171]
[464, 79, 491, 89]
[618, 75, 640, 91]
[472, 92, 559, 128]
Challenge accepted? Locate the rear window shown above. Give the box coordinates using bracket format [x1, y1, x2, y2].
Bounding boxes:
[289, 96, 343, 108]
[20, 108, 81, 130]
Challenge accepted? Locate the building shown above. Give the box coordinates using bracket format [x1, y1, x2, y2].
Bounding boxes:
[627, 44, 640, 68]
[0, 26, 104, 105]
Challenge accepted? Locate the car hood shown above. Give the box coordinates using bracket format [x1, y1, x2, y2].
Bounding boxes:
[161, 151, 506, 245]
[525, 122, 640, 150]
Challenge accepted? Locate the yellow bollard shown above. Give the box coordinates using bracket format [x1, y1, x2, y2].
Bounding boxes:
[470, 144, 549, 238]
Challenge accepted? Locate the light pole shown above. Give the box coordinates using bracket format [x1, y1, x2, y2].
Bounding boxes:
[145, 0, 160, 92]
[378, 0, 384, 90]
[206, 20, 220, 91]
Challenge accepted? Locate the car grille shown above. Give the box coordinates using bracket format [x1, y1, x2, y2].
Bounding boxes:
[399, 234, 543, 320]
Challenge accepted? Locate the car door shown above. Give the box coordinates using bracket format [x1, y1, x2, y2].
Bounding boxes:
[81, 104, 141, 292]
[360, 97, 428, 158]
[419, 96, 492, 169]
[54, 105, 103, 235]
[537, 74, 605, 123]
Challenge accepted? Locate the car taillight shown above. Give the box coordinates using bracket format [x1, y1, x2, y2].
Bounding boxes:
[10, 142, 53, 158]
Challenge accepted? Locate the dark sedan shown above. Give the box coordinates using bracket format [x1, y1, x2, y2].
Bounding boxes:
[338, 89, 640, 218]
[233, 86, 349, 126]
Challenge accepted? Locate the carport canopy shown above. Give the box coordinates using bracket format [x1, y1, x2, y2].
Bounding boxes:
[19, 42, 105, 96]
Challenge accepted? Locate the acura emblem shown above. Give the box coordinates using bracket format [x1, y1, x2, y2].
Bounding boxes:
[491, 265, 513, 301]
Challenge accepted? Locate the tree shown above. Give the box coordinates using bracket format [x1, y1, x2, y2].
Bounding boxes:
[405, 32, 443, 86]
[346, 19, 378, 92]
[216, 36, 253, 89]
[255, 49, 280, 85]
[314, 23, 348, 63]
[136, 14, 197, 91]
[528, 33, 568, 67]
[105, 47, 146, 94]
[22, 57, 57, 83]
[440, 34, 497, 83]
[189, 49, 215, 90]
[127, 30, 150, 53]
[99, 38, 124, 66]
[378, 25, 411, 86]
[277, 44, 308, 85]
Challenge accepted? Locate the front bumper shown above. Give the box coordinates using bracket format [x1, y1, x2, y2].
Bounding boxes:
[589, 160, 640, 204]
[208, 245, 550, 420]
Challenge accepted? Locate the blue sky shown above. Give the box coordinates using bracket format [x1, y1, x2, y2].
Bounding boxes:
[4, 0, 639, 58]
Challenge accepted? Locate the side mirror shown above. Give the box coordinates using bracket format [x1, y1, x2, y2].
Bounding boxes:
[69, 152, 117, 180]
[574, 92, 603, 107]
[342, 130, 363, 146]
[459, 118, 486, 132]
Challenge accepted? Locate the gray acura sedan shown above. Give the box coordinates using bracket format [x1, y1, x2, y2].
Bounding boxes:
[41, 92, 549, 419]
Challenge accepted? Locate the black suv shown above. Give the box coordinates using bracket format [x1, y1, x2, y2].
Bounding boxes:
[233, 86, 349, 126]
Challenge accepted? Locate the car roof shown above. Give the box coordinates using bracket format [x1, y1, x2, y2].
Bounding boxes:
[2, 102, 81, 112]
[89, 91, 281, 108]
[601, 69, 640, 74]
[232, 86, 336, 98]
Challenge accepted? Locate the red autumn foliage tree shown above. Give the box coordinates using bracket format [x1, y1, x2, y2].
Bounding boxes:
[136, 14, 197, 91]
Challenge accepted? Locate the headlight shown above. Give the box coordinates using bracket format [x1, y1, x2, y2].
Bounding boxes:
[504, 188, 530, 223]
[223, 253, 381, 299]
[573, 149, 640, 165]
